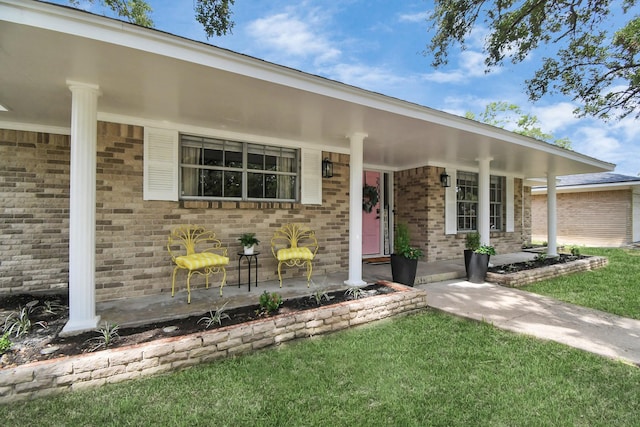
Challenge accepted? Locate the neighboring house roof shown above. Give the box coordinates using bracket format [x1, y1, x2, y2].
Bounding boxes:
[0, 0, 615, 179]
[532, 172, 640, 194]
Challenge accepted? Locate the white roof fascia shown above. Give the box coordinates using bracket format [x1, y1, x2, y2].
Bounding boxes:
[532, 181, 640, 194]
[0, 1, 615, 173]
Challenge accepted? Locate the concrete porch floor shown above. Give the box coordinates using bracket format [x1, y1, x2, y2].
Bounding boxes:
[98, 252, 537, 328]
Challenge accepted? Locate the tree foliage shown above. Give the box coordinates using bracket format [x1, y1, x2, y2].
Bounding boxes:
[68, 0, 234, 38]
[465, 102, 572, 149]
[70, 0, 153, 26]
[427, 0, 639, 120]
[194, 0, 235, 38]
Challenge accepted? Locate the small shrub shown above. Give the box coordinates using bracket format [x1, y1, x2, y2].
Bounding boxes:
[41, 299, 65, 315]
[0, 332, 11, 354]
[309, 288, 332, 306]
[535, 253, 547, 262]
[475, 245, 496, 255]
[394, 223, 423, 260]
[344, 287, 366, 300]
[258, 291, 283, 315]
[3, 306, 34, 338]
[465, 232, 481, 251]
[570, 245, 581, 257]
[86, 322, 120, 352]
[506, 264, 519, 272]
[198, 302, 231, 328]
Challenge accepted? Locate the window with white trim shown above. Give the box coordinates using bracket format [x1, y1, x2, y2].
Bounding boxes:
[456, 171, 505, 231]
[457, 171, 478, 231]
[490, 175, 505, 230]
[180, 134, 299, 201]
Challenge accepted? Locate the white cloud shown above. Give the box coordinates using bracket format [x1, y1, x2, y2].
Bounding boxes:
[246, 11, 340, 66]
[422, 50, 492, 83]
[320, 63, 408, 89]
[612, 114, 640, 140]
[573, 126, 623, 164]
[398, 11, 430, 23]
[531, 102, 579, 133]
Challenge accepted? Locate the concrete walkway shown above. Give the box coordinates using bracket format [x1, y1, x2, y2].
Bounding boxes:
[421, 279, 640, 366]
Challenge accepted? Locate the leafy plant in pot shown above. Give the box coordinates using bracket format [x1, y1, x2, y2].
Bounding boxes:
[391, 223, 423, 286]
[463, 231, 481, 279]
[468, 244, 496, 284]
[239, 233, 260, 255]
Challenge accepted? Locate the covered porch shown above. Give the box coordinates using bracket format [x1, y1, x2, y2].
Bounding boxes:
[0, 0, 615, 335]
[98, 252, 536, 328]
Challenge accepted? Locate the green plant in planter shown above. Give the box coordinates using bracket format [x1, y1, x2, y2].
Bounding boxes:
[465, 232, 481, 251]
[391, 223, 423, 286]
[394, 223, 423, 260]
[467, 243, 496, 284]
[475, 245, 496, 255]
[238, 233, 260, 247]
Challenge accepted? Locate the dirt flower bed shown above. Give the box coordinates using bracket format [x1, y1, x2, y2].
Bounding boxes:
[0, 284, 393, 369]
[488, 254, 586, 274]
[486, 254, 608, 288]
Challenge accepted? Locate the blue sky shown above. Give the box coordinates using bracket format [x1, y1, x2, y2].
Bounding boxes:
[50, 0, 639, 176]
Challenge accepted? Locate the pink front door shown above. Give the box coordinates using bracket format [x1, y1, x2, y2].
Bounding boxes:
[362, 171, 381, 256]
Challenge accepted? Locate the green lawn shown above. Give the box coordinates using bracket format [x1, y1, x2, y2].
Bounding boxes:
[523, 247, 640, 319]
[2, 310, 640, 426]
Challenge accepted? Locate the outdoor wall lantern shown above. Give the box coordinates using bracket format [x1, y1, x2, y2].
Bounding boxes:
[440, 172, 451, 188]
[322, 157, 334, 179]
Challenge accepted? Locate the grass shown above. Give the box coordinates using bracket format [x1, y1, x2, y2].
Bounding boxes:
[2, 310, 640, 426]
[523, 248, 640, 319]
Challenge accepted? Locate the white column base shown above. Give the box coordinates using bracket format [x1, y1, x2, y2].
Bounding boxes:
[60, 315, 101, 337]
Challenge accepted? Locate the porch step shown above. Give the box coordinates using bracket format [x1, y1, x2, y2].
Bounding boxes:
[415, 270, 466, 285]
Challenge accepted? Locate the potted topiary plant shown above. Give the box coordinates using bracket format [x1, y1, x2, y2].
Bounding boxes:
[390, 223, 423, 286]
[467, 243, 496, 284]
[464, 231, 480, 279]
[238, 233, 260, 255]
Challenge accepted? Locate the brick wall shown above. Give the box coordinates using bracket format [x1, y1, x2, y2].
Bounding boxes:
[532, 190, 631, 246]
[1, 123, 350, 301]
[394, 166, 528, 261]
[0, 130, 71, 294]
[1, 123, 533, 300]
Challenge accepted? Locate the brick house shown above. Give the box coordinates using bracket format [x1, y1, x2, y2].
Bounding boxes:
[0, 0, 614, 333]
[532, 173, 640, 247]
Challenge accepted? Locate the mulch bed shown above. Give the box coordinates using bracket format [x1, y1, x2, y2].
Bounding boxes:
[0, 284, 393, 368]
[488, 254, 586, 274]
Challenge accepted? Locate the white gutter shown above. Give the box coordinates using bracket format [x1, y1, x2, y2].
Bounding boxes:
[532, 181, 640, 194]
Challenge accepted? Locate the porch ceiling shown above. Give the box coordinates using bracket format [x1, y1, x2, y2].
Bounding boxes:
[0, 1, 614, 179]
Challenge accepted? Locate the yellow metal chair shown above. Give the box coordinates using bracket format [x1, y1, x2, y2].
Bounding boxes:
[271, 223, 318, 287]
[167, 225, 229, 303]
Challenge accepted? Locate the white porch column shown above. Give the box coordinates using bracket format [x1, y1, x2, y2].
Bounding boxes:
[62, 81, 101, 335]
[345, 132, 368, 286]
[477, 157, 492, 246]
[547, 172, 558, 256]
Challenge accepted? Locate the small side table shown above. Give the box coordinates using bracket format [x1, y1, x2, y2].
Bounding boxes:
[237, 251, 259, 292]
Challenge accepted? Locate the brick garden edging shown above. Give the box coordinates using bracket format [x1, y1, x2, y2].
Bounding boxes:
[485, 256, 609, 288]
[0, 282, 427, 404]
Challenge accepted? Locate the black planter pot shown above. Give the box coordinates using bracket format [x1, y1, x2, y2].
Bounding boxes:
[467, 252, 490, 284]
[390, 254, 418, 286]
[464, 249, 473, 279]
